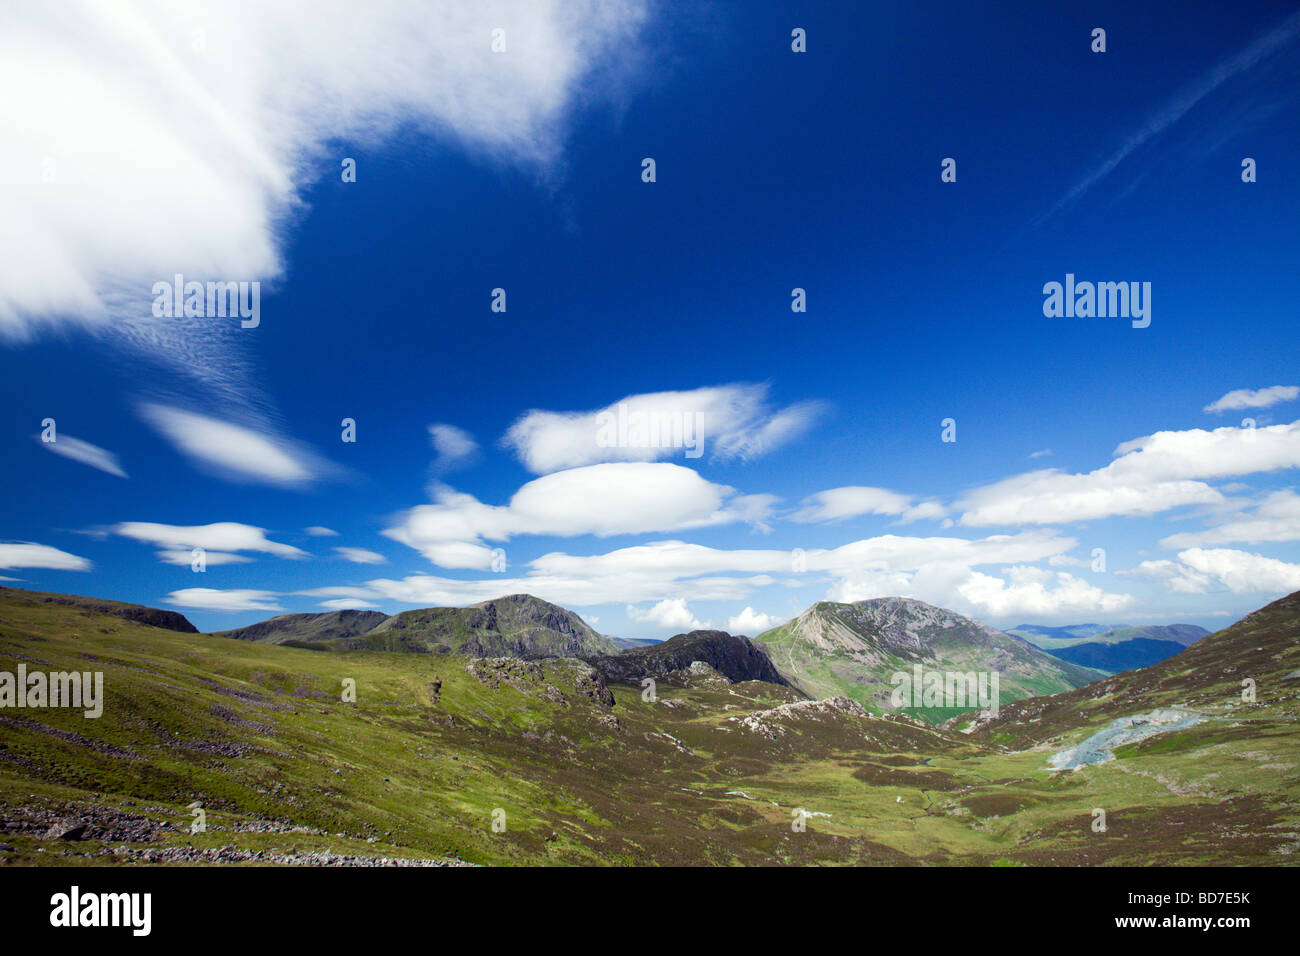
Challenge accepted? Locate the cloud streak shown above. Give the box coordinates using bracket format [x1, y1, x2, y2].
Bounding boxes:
[1039, 9, 1300, 223]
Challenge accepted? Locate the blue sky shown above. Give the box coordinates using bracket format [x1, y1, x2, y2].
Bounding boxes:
[3, 0, 1300, 637]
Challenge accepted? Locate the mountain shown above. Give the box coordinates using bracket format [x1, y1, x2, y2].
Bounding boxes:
[1007, 623, 1111, 644]
[753, 597, 1103, 722]
[1, 583, 1297, 866]
[1092, 624, 1209, 647]
[1043, 637, 1187, 673]
[1008, 622, 1209, 650]
[586, 629, 791, 687]
[1008, 623, 1211, 673]
[352, 594, 618, 658]
[213, 609, 390, 645]
[0, 585, 196, 633]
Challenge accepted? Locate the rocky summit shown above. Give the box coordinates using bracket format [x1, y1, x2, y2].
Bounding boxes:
[754, 596, 1102, 721]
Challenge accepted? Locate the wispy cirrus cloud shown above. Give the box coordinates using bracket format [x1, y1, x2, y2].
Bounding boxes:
[139, 403, 336, 487]
[1039, 9, 1300, 223]
[37, 434, 127, 478]
[0, 0, 650, 413]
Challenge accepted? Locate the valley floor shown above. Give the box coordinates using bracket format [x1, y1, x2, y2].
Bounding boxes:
[2, 594, 1298, 866]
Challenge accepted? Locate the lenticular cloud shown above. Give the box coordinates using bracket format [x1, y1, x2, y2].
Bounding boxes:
[0, 0, 647, 392]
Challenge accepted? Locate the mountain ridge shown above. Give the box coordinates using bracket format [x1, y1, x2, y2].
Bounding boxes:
[754, 596, 1103, 722]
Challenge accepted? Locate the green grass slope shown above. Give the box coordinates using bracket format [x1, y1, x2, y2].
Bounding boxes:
[1, 587, 1296, 866]
[213, 609, 390, 645]
[357, 594, 617, 658]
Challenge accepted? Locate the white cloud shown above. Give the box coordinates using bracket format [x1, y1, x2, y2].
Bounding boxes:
[113, 521, 306, 563]
[384, 462, 774, 569]
[303, 526, 338, 537]
[1118, 559, 1213, 595]
[958, 421, 1300, 526]
[502, 384, 824, 473]
[38, 435, 127, 477]
[140, 403, 333, 487]
[307, 529, 1080, 610]
[317, 597, 380, 611]
[429, 424, 479, 472]
[156, 549, 251, 567]
[334, 547, 386, 565]
[1204, 385, 1299, 414]
[726, 606, 779, 635]
[1159, 489, 1300, 548]
[791, 486, 944, 523]
[165, 588, 283, 612]
[1121, 547, 1300, 595]
[1177, 548, 1300, 594]
[0, 0, 650, 420]
[0, 542, 92, 571]
[627, 598, 704, 632]
[956, 566, 1135, 617]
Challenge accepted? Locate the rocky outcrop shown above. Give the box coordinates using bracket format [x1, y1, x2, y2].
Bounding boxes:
[586, 630, 792, 688]
[726, 697, 870, 738]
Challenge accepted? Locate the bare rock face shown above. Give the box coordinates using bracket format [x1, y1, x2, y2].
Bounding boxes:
[586, 630, 791, 689]
[727, 697, 870, 739]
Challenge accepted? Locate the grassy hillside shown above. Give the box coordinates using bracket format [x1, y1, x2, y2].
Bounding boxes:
[355, 594, 618, 658]
[2, 588, 1297, 866]
[213, 609, 390, 645]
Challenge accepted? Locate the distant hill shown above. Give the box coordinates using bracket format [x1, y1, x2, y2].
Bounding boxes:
[1043, 637, 1187, 673]
[1009, 623, 1209, 650]
[354, 594, 617, 658]
[611, 636, 662, 650]
[213, 609, 389, 645]
[1007, 623, 1110, 644]
[208, 594, 617, 658]
[1008, 622, 1210, 673]
[586, 629, 790, 687]
[0, 585, 196, 633]
[754, 597, 1102, 723]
